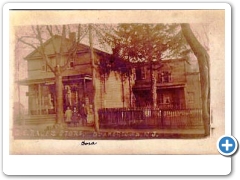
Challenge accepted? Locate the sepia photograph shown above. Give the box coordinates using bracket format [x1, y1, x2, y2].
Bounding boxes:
[8, 8, 226, 155]
[14, 23, 208, 139]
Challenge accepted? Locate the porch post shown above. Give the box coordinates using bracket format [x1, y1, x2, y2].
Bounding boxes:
[121, 74, 125, 108]
[83, 77, 86, 95]
[55, 73, 64, 124]
[38, 84, 42, 115]
[128, 70, 132, 108]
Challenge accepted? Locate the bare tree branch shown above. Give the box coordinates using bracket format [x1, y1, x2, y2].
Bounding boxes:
[36, 25, 56, 75]
[18, 37, 39, 51]
[60, 25, 67, 53]
[67, 25, 71, 34]
[46, 25, 58, 54]
[60, 24, 85, 72]
[78, 29, 89, 42]
[77, 24, 81, 43]
[31, 25, 37, 36]
[55, 25, 60, 34]
[61, 44, 79, 72]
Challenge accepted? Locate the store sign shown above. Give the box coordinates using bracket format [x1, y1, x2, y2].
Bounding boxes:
[12, 128, 167, 139]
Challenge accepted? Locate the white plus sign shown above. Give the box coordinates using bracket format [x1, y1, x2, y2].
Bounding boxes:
[222, 139, 233, 151]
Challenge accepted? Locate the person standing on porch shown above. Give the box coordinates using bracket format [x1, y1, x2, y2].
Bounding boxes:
[72, 107, 80, 127]
[80, 103, 87, 126]
[65, 106, 72, 126]
[65, 85, 72, 107]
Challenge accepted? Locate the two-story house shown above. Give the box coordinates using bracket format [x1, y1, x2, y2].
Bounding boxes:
[18, 33, 131, 125]
[132, 59, 202, 109]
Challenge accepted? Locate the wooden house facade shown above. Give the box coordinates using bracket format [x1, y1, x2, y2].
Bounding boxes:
[18, 34, 131, 125]
[132, 59, 202, 109]
[17, 34, 202, 130]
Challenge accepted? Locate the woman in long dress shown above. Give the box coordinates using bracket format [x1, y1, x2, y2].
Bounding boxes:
[72, 107, 80, 127]
[65, 106, 72, 126]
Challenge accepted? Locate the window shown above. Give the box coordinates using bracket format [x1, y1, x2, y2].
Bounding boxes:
[157, 94, 164, 104]
[46, 64, 52, 72]
[42, 61, 53, 72]
[141, 67, 146, 79]
[136, 67, 146, 80]
[42, 58, 57, 72]
[67, 60, 74, 69]
[42, 61, 47, 71]
[159, 71, 172, 83]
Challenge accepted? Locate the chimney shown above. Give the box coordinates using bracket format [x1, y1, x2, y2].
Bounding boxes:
[69, 32, 76, 42]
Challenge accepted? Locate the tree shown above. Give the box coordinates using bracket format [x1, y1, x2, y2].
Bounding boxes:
[97, 23, 210, 135]
[181, 23, 210, 136]
[18, 24, 87, 125]
[106, 24, 166, 108]
[89, 24, 99, 132]
[99, 23, 189, 108]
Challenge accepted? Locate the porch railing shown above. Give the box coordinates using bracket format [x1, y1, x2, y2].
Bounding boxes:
[98, 108, 203, 129]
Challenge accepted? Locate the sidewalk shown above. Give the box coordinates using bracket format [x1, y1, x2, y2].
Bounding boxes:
[63, 125, 206, 139]
[12, 123, 206, 139]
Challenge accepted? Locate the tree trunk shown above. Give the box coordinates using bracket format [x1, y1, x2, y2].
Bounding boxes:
[181, 23, 210, 136]
[152, 73, 157, 109]
[89, 24, 100, 132]
[150, 64, 157, 109]
[55, 70, 64, 124]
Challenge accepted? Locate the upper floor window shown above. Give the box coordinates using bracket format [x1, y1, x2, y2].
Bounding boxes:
[159, 71, 172, 83]
[67, 60, 74, 69]
[41, 60, 53, 72]
[41, 61, 52, 72]
[135, 67, 146, 80]
[41, 58, 75, 72]
[42, 61, 47, 71]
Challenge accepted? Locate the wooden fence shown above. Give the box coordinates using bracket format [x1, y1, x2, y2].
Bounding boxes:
[98, 108, 203, 129]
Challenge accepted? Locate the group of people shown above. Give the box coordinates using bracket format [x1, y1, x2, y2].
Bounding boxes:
[64, 104, 88, 127]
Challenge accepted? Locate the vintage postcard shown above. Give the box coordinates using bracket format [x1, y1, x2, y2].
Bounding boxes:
[6, 5, 228, 157]
[3, 2, 232, 176]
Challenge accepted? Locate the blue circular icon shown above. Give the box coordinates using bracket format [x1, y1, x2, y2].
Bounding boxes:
[217, 135, 238, 156]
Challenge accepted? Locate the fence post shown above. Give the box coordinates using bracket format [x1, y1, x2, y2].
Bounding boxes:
[161, 110, 164, 128]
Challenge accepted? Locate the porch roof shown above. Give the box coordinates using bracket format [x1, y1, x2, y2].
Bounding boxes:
[133, 82, 186, 91]
[17, 74, 92, 85]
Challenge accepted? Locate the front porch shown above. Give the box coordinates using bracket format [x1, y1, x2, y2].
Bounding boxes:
[18, 74, 93, 116]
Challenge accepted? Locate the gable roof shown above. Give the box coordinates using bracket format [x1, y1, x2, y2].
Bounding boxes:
[24, 35, 111, 60]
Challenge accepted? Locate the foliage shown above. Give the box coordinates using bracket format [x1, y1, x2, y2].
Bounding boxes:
[95, 23, 191, 77]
